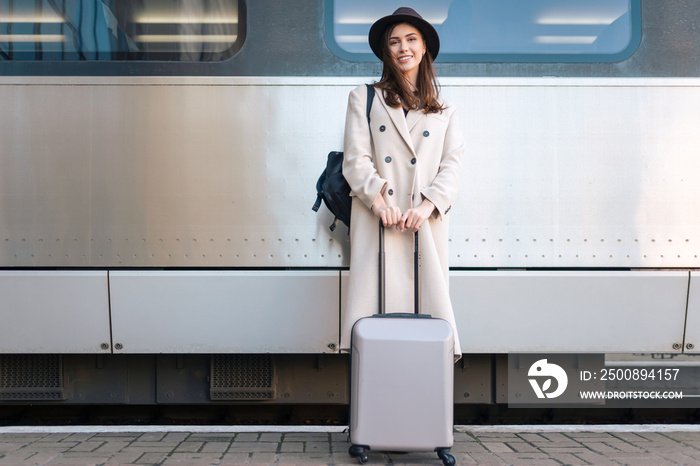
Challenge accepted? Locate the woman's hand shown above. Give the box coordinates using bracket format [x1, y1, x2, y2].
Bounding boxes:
[398, 199, 435, 232]
[371, 193, 402, 227]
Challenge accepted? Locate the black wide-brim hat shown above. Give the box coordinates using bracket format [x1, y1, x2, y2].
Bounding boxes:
[368, 7, 440, 61]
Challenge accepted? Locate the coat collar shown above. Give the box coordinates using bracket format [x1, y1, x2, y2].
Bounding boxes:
[377, 89, 420, 156]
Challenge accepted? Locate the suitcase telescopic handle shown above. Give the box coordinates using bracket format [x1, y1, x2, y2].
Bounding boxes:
[378, 221, 420, 315]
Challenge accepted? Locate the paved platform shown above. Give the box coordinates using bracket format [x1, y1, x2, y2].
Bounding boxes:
[1, 425, 700, 465]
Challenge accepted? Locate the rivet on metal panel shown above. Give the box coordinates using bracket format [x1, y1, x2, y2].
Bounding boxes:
[115, 343, 124, 350]
[672, 343, 682, 350]
[687, 343, 695, 350]
[100, 343, 109, 350]
[327, 343, 336, 350]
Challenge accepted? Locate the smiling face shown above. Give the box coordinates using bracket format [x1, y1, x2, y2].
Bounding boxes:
[387, 23, 426, 86]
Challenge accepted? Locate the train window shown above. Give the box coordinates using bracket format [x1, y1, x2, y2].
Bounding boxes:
[0, 0, 244, 61]
[327, 0, 641, 62]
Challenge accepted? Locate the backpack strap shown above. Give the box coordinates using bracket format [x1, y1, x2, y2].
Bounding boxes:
[365, 84, 375, 124]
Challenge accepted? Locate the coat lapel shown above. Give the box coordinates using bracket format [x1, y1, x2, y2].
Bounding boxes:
[378, 90, 417, 155]
[405, 109, 422, 133]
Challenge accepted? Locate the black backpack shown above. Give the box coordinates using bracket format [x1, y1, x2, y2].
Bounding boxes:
[313, 84, 375, 231]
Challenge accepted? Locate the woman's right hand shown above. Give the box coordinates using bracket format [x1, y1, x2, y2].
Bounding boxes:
[371, 193, 402, 227]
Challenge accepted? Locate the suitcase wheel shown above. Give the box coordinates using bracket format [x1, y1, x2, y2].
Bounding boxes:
[348, 445, 369, 464]
[437, 448, 455, 466]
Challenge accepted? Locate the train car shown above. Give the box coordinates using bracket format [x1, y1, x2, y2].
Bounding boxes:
[1, 0, 699, 411]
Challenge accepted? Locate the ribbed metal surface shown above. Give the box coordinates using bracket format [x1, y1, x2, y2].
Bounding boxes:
[1, 78, 700, 268]
[210, 354, 274, 401]
[0, 355, 64, 401]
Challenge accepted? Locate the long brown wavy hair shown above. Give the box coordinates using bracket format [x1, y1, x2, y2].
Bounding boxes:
[375, 23, 445, 114]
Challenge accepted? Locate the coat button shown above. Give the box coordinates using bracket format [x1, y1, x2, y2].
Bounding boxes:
[388, 189, 394, 196]
[423, 131, 430, 137]
[385, 156, 392, 163]
[380, 125, 386, 132]
[411, 158, 416, 165]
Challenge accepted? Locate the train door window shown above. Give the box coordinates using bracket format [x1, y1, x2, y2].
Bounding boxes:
[0, 0, 245, 60]
[326, 0, 641, 62]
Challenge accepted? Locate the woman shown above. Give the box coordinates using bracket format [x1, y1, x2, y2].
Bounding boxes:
[341, 7, 465, 360]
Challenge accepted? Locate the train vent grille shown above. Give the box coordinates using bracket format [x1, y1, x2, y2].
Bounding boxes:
[210, 354, 275, 401]
[0, 355, 64, 401]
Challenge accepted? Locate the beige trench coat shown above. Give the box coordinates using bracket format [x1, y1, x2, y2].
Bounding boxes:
[340, 84, 465, 359]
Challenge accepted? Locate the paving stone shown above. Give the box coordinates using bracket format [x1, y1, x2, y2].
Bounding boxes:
[451, 441, 491, 453]
[39, 434, 73, 443]
[162, 432, 190, 443]
[248, 451, 278, 463]
[201, 441, 230, 453]
[91, 441, 131, 454]
[63, 433, 97, 443]
[655, 451, 700, 464]
[227, 441, 278, 453]
[305, 441, 331, 453]
[572, 450, 621, 465]
[0, 434, 45, 441]
[463, 452, 509, 464]
[23, 442, 79, 451]
[101, 450, 144, 464]
[0, 442, 25, 453]
[68, 441, 105, 452]
[481, 441, 515, 453]
[174, 441, 203, 453]
[233, 432, 259, 442]
[18, 451, 62, 464]
[161, 452, 224, 464]
[134, 451, 169, 464]
[279, 441, 304, 452]
[538, 446, 593, 454]
[278, 451, 332, 463]
[123, 444, 177, 453]
[217, 452, 251, 464]
[284, 434, 330, 445]
[505, 441, 540, 453]
[454, 431, 479, 442]
[608, 440, 649, 453]
[330, 432, 349, 442]
[585, 441, 624, 453]
[451, 452, 480, 464]
[137, 432, 167, 442]
[259, 432, 282, 442]
[545, 452, 591, 465]
[611, 432, 650, 442]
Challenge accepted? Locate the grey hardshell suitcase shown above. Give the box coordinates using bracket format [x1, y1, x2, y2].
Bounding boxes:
[348, 223, 455, 466]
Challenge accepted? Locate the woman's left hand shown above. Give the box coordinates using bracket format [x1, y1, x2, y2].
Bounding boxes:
[398, 199, 436, 232]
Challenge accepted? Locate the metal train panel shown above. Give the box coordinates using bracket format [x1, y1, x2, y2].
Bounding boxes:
[1, 77, 699, 268]
[108, 271, 340, 353]
[0, 271, 111, 353]
[449, 270, 689, 354]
